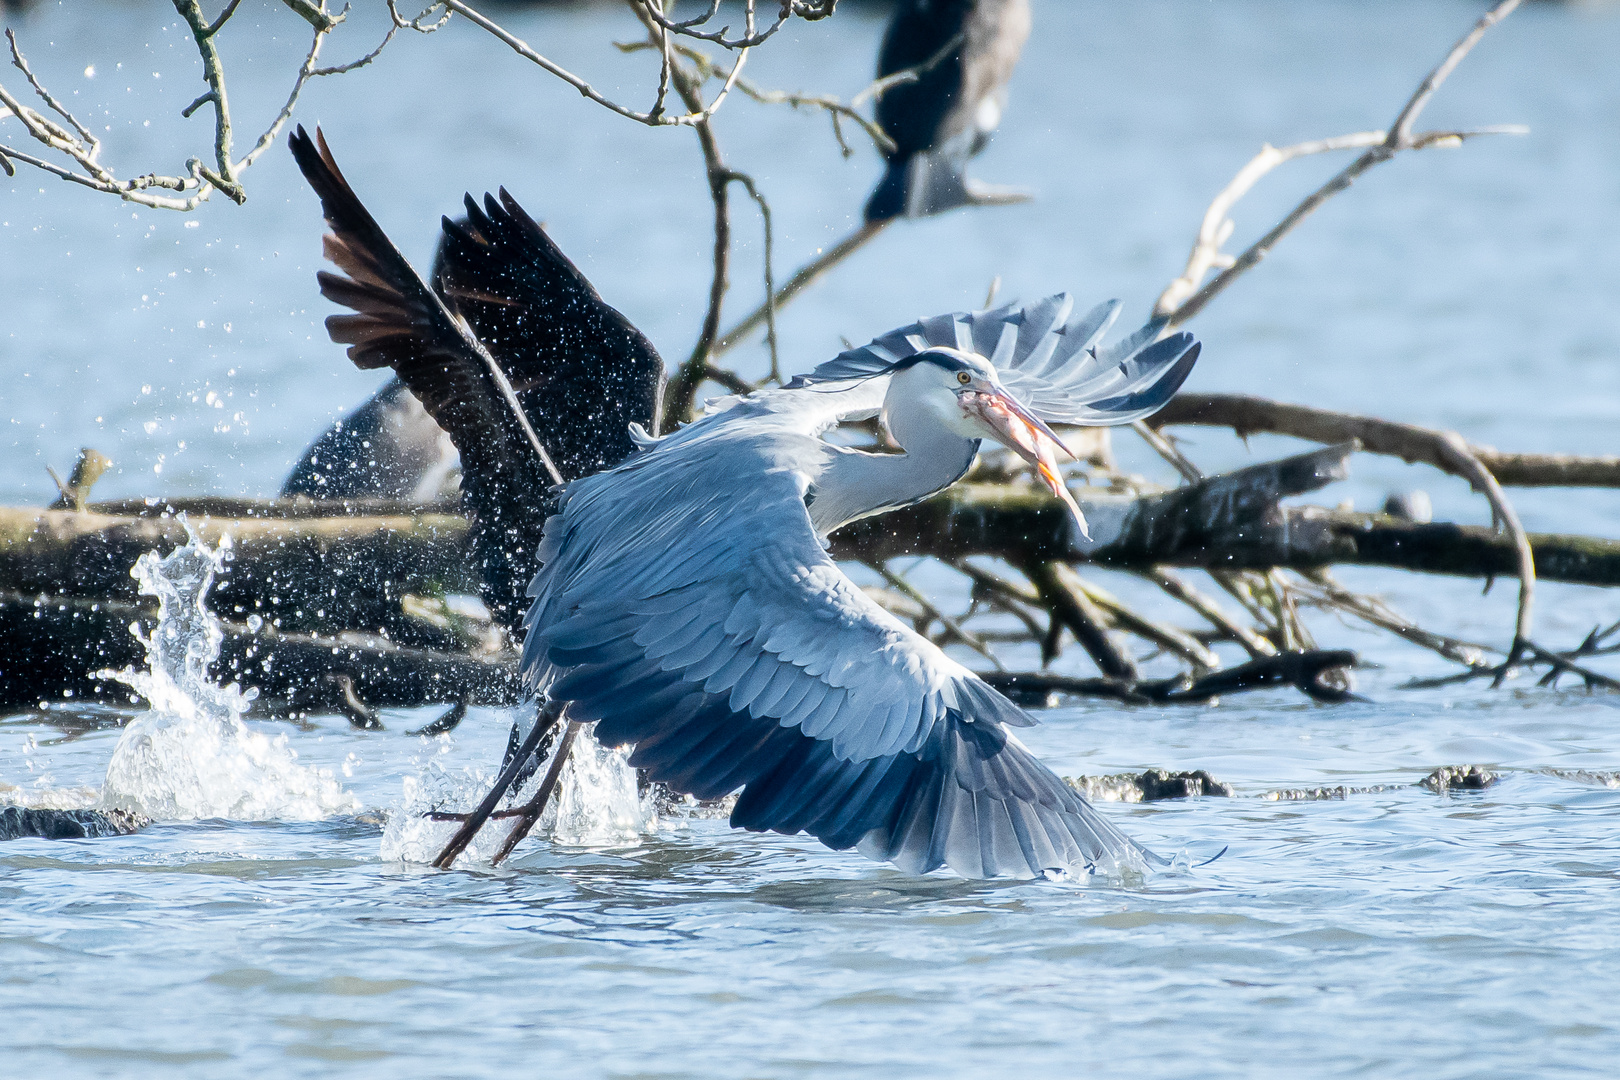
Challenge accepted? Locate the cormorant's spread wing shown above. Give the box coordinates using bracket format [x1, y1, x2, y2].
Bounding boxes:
[521, 429, 1151, 879]
[289, 125, 555, 624]
[434, 193, 666, 477]
[786, 293, 1200, 427]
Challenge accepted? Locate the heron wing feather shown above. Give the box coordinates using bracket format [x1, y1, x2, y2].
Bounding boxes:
[784, 293, 1198, 429]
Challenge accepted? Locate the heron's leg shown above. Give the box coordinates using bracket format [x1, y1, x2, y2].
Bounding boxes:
[500, 709, 562, 792]
[430, 698, 565, 869]
[423, 808, 530, 821]
[489, 719, 583, 867]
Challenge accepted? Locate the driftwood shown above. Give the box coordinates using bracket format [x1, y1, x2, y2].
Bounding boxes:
[1154, 394, 1620, 489]
[983, 649, 1361, 707]
[0, 587, 520, 712]
[4, 437, 1618, 709]
[0, 505, 475, 648]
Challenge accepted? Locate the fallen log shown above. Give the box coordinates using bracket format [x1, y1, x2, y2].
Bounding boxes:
[0, 588, 521, 712]
[983, 648, 1361, 705]
[835, 474, 1620, 588]
[834, 442, 1358, 564]
[0, 505, 476, 649]
[5, 440, 1614, 710]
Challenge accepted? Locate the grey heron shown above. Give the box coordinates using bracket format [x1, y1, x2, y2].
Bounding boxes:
[518, 300, 1198, 878]
[291, 126, 1201, 879]
[866, 0, 1032, 222]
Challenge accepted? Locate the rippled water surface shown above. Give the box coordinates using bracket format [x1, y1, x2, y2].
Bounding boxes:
[3, 1, 1620, 1076]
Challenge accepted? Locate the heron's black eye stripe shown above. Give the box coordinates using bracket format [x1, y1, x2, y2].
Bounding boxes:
[957, 371, 972, 385]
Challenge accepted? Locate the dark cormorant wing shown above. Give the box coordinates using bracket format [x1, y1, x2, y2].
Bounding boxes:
[434, 194, 665, 479]
[288, 125, 663, 626]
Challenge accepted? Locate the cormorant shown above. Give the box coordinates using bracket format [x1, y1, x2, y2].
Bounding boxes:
[865, 0, 1032, 222]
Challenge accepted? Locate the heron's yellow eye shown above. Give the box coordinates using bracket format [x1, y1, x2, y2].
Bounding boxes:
[957, 371, 972, 385]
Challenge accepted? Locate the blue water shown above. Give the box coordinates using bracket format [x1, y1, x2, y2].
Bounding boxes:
[3, 1, 1620, 1076]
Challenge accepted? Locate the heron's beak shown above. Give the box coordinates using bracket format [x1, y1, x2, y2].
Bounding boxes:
[961, 385, 1090, 540]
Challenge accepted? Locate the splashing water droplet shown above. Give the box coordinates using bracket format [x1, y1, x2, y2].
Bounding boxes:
[380, 724, 650, 866]
[98, 519, 359, 821]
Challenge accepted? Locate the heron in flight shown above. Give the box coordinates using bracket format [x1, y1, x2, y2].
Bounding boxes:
[291, 127, 1200, 879]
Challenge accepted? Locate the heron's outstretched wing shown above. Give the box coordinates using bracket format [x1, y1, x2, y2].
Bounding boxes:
[434, 193, 665, 478]
[787, 294, 1200, 427]
[521, 431, 1150, 879]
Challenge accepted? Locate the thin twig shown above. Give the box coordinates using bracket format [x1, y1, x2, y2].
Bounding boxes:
[388, 0, 452, 32]
[850, 28, 964, 107]
[1, 1, 346, 209]
[1292, 568, 1494, 671]
[1151, 569, 1276, 660]
[206, 0, 246, 37]
[314, 24, 399, 76]
[713, 219, 892, 357]
[660, 45, 734, 424]
[444, 0, 751, 129]
[950, 560, 1049, 643]
[723, 170, 781, 383]
[640, 39, 893, 154]
[1076, 577, 1220, 672]
[1150, 393, 1536, 665]
[1161, 0, 1525, 327]
[637, 0, 794, 50]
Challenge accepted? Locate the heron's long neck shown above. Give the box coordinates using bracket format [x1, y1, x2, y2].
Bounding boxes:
[807, 407, 978, 535]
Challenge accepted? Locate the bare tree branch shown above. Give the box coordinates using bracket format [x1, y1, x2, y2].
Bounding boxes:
[1, 2, 357, 210]
[444, 0, 751, 129]
[1152, 392, 1537, 662]
[723, 170, 781, 383]
[1155, 394, 1620, 488]
[660, 46, 735, 424]
[635, 0, 794, 51]
[1156, 0, 1526, 325]
[714, 219, 890, 357]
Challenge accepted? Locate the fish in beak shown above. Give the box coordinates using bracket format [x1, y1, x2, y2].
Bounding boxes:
[961, 384, 1090, 540]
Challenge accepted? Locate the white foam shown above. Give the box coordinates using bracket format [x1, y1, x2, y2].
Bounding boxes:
[380, 725, 651, 867]
[98, 521, 358, 821]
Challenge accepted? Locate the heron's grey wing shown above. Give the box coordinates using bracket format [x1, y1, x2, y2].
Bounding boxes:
[521, 434, 1149, 879]
[787, 294, 1200, 427]
[434, 193, 666, 476]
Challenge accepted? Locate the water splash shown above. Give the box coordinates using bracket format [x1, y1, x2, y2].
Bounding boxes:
[98, 520, 358, 821]
[380, 724, 650, 866]
[546, 731, 647, 847]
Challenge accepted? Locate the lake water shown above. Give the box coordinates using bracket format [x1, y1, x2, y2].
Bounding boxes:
[3, 1, 1619, 1076]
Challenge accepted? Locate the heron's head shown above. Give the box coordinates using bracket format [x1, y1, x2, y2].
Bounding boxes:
[885, 347, 1089, 536]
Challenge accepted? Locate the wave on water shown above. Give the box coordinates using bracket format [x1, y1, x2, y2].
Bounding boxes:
[97, 520, 359, 821]
[381, 724, 652, 866]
